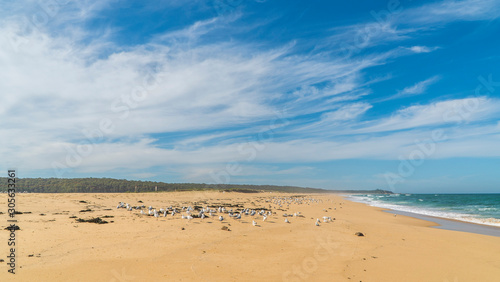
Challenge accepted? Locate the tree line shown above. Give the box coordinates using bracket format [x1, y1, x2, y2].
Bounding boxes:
[0, 177, 391, 194]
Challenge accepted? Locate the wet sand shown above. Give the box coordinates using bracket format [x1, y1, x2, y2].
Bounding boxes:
[386, 210, 500, 237]
[0, 192, 499, 281]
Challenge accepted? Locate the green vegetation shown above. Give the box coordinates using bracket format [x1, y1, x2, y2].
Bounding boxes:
[0, 177, 392, 194]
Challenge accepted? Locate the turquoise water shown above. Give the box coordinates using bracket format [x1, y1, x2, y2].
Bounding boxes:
[349, 194, 500, 227]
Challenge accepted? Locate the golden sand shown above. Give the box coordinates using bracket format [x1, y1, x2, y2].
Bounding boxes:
[0, 192, 499, 281]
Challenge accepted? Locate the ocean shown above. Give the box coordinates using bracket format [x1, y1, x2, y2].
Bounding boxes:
[348, 193, 500, 227]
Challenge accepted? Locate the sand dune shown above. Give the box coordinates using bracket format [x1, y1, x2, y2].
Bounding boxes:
[0, 191, 499, 281]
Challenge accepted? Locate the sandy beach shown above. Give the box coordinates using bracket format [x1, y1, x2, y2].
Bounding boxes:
[1, 191, 499, 282]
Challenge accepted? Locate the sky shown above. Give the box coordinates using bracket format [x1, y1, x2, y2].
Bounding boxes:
[1, 0, 500, 193]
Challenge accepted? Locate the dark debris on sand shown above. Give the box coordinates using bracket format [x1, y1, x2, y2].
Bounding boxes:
[76, 217, 109, 224]
[5, 225, 20, 231]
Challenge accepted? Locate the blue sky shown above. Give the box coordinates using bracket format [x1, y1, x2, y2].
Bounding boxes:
[1, 0, 500, 193]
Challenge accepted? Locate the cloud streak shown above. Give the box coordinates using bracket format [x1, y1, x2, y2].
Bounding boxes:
[1, 0, 499, 192]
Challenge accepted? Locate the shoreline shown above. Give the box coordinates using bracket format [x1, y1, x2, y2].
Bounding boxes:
[344, 194, 500, 236]
[384, 209, 500, 237]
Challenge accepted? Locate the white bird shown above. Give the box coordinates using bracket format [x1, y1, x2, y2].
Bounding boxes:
[263, 215, 267, 221]
[252, 220, 257, 226]
[285, 218, 290, 223]
[315, 221, 320, 226]
[219, 215, 223, 221]
[201, 214, 206, 219]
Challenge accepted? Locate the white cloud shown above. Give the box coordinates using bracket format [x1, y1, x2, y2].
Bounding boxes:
[321, 103, 372, 122]
[0, 13, 391, 176]
[357, 97, 500, 134]
[2, 0, 500, 185]
[407, 46, 440, 54]
[398, 76, 441, 96]
[404, 0, 500, 24]
[376, 75, 442, 102]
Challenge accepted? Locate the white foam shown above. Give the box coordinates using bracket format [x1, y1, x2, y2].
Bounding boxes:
[348, 195, 500, 227]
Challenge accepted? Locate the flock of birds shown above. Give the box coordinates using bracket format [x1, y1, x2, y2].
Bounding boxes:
[115, 196, 335, 227]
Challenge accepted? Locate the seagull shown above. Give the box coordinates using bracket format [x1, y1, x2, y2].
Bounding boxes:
[252, 220, 257, 226]
[315, 221, 320, 226]
[285, 218, 290, 223]
[219, 215, 223, 221]
[201, 214, 206, 219]
[263, 215, 267, 221]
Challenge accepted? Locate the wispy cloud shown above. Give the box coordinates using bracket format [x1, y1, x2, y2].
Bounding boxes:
[405, 0, 500, 24]
[407, 46, 440, 54]
[379, 75, 441, 102]
[355, 97, 500, 134]
[1, 0, 500, 192]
